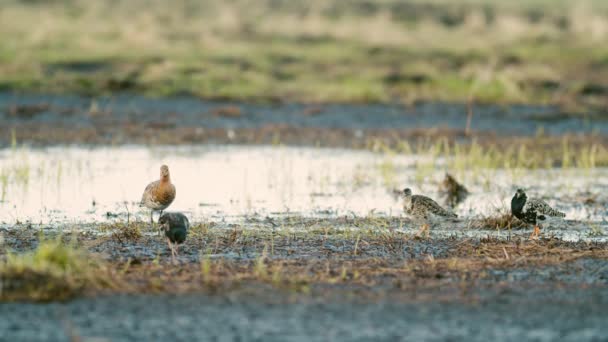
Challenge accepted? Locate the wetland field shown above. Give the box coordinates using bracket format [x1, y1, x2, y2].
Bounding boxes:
[1, 0, 608, 341]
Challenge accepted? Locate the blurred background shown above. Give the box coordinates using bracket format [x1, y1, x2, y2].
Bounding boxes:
[1, 0, 607, 109]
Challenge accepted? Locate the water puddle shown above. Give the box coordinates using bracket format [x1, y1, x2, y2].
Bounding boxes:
[0, 145, 607, 242]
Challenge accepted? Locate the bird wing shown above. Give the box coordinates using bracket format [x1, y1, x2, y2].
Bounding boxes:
[414, 195, 457, 218]
[141, 180, 160, 205]
[525, 198, 565, 218]
[180, 213, 190, 231]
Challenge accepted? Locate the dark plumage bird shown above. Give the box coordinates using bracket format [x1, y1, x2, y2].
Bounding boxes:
[511, 188, 565, 239]
[438, 173, 469, 208]
[158, 212, 189, 260]
[141, 165, 176, 229]
[402, 188, 457, 235]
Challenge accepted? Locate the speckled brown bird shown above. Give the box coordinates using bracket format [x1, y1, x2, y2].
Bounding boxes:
[141, 165, 176, 229]
[402, 188, 457, 235]
[439, 173, 469, 208]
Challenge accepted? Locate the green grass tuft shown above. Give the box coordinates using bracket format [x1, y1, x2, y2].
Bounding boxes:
[0, 238, 119, 302]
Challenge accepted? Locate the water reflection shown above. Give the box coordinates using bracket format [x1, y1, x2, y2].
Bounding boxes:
[0, 145, 606, 226]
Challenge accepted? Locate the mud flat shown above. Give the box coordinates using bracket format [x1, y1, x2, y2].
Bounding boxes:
[1, 290, 607, 341]
[1, 137, 607, 340]
[1, 222, 607, 341]
[1, 92, 606, 147]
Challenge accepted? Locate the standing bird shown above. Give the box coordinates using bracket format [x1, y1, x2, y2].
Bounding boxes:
[158, 212, 189, 261]
[141, 165, 176, 230]
[402, 188, 457, 236]
[511, 188, 566, 240]
[438, 173, 469, 208]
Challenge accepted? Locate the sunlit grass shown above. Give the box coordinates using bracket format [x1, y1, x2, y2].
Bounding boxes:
[0, 238, 119, 301]
[378, 158, 397, 188]
[369, 135, 608, 177]
[0, 169, 8, 201]
[0, 0, 606, 105]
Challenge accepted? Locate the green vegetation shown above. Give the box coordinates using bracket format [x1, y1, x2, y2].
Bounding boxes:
[368, 135, 608, 176]
[0, 238, 119, 301]
[1, 226, 606, 301]
[1, 0, 607, 107]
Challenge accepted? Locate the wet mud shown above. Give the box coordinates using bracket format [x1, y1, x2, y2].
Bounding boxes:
[1, 94, 607, 340]
[0, 92, 606, 147]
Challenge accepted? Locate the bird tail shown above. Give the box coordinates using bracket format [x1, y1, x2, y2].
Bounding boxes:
[445, 212, 458, 219]
[542, 206, 566, 217]
[548, 208, 566, 217]
[433, 207, 457, 218]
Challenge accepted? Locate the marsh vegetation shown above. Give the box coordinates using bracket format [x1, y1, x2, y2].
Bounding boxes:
[0, 0, 608, 109]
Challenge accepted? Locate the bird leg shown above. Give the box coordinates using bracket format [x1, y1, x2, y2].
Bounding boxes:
[166, 238, 176, 264]
[529, 225, 541, 240]
[158, 210, 164, 236]
[150, 211, 154, 230]
[415, 223, 430, 239]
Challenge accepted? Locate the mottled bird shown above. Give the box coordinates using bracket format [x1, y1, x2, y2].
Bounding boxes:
[511, 188, 565, 239]
[438, 173, 469, 208]
[158, 212, 189, 261]
[402, 188, 457, 235]
[141, 165, 176, 229]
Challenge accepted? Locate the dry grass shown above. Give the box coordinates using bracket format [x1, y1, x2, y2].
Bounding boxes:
[473, 212, 529, 230]
[116, 238, 608, 296]
[98, 221, 146, 243]
[1, 226, 606, 301]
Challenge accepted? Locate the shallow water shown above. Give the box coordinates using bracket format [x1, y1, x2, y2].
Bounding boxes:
[0, 145, 607, 240]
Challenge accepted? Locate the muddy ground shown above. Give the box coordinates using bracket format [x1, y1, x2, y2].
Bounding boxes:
[2, 222, 608, 295]
[1, 92, 606, 147]
[2, 202, 608, 341]
[2, 290, 608, 341]
[1, 220, 608, 340]
[2, 92, 608, 340]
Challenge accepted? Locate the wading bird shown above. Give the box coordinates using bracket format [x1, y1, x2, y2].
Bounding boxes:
[511, 188, 565, 240]
[141, 165, 176, 230]
[158, 212, 189, 262]
[402, 188, 457, 237]
[438, 173, 469, 208]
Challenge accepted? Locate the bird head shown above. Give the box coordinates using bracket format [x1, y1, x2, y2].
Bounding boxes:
[160, 165, 170, 180]
[158, 213, 170, 232]
[402, 188, 412, 197]
[514, 188, 526, 199]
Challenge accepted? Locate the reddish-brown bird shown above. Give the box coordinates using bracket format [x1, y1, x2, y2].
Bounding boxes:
[141, 165, 176, 228]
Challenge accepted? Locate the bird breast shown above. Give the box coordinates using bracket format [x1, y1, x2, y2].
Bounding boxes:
[143, 181, 175, 210]
[155, 182, 175, 202]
